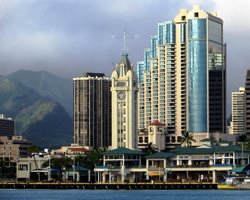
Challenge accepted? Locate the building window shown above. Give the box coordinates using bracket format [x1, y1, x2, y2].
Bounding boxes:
[194, 12, 199, 17]
[18, 164, 28, 171]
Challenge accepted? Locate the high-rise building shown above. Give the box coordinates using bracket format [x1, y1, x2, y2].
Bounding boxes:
[73, 73, 111, 149]
[245, 70, 250, 136]
[0, 135, 31, 163]
[137, 5, 226, 147]
[0, 114, 15, 136]
[232, 87, 245, 135]
[111, 53, 138, 149]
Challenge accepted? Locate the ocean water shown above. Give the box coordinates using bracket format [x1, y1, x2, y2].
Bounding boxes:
[0, 190, 250, 200]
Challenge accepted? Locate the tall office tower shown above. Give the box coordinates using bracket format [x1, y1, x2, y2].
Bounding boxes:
[245, 70, 250, 136]
[137, 5, 226, 147]
[73, 73, 111, 149]
[111, 53, 138, 149]
[232, 87, 245, 135]
[0, 114, 15, 136]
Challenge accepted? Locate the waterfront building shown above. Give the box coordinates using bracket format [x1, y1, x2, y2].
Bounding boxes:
[0, 135, 31, 164]
[16, 155, 48, 181]
[138, 120, 166, 150]
[232, 87, 245, 135]
[0, 114, 15, 136]
[73, 73, 111, 149]
[137, 5, 226, 147]
[94, 145, 250, 183]
[245, 70, 250, 136]
[94, 147, 144, 183]
[17, 153, 90, 182]
[111, 53, 138, 149]
[51, 144, 89, 158]
[145, 145, 249, 183]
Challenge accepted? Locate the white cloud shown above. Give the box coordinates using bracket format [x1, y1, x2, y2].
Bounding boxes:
[212, 0, 250, 32]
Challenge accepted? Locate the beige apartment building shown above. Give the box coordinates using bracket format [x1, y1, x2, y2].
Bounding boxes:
[0, 135, 32, 163]
[232, 87, 245, 135]
[137, 6, 226, 148]
[245, 70, 250, 136]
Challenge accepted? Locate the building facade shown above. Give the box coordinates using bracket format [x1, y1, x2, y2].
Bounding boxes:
[95, 145, 250, 183]
[137, 5, 226, 147]
[0, 114, 15, 136]
[138, 120, 166, 151]
[111, 53, 138, 149]
[73, 73, 111, 149]
[245, 70, 250, 136]
[232, 87, 245, 135]
[0, 135, 32, 163]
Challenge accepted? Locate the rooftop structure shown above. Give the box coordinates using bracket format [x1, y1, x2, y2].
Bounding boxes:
[0, 114, 15, 137]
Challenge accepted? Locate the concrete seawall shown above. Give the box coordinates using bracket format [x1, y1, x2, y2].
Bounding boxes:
[236, 184, 250, 190]
[0, 182, 217, 190]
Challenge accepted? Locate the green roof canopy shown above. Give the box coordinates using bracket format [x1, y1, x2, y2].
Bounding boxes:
[171, 145, 250, 155]
[68, 166, 89, 172]
[103, 147, 144, 156]
[232, 164, 250, 173]
[145, 152, 174, 159]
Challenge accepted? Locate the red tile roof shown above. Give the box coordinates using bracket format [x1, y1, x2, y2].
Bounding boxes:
[67, 147, 89, 152]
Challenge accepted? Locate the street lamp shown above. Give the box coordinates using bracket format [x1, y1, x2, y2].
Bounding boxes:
[48, 155, 51, 181]
[72, 157, 75, 182]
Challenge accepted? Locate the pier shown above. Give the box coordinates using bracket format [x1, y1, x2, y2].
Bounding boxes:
[0, 182, 217, 190]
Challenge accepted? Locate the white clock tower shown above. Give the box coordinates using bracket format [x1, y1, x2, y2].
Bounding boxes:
[111, 53, 138, 149]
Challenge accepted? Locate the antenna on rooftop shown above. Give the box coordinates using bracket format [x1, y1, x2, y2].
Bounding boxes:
[111, 30, 140, 53]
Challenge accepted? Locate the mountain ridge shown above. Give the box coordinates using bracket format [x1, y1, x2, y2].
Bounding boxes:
[0, 73, 72, 148]
[7, 69, 73, 117]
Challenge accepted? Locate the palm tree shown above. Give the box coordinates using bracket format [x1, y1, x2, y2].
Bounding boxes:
[180, 131, 196, 147]
[209, 136, 217, 146]
[142, 142, 157, 156]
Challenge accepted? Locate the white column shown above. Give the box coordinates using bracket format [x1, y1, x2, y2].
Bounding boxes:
[163, 169, 167, 182]
[88, 170, 91, 182]
[176, 156, 180, 166]
[212, 170, 216, 183]
[233, 152, 236, 167]
[164, 159, 166, 168]
[102, 172, 106, 183]
[146, 159, 149, 180]
[109, 171, 111, 183]
[121, 166, 125, 183]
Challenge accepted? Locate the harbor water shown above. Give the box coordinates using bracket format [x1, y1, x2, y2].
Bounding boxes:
[1, 189, 250, 200]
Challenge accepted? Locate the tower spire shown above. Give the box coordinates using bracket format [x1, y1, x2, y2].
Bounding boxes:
[123, 30, 127, 53]
[112, 30, 139, 54]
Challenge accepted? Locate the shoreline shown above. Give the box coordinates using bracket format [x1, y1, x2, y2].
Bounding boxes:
[0, 182, 218, 190]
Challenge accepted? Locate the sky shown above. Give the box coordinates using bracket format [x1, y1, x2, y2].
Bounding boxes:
[0, 0, 249, 115]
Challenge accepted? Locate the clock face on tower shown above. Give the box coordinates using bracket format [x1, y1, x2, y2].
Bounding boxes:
[117, 91, 126, 100]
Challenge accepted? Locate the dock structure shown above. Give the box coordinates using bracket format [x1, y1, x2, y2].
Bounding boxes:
[0, 182, 217, 190]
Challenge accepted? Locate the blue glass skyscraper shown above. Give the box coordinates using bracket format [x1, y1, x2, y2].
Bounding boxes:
[137, 5, 226, 148]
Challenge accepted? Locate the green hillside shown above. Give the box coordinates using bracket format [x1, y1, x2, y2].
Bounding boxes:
[7, 70, 73, 117]
[0, 76, 72, 148]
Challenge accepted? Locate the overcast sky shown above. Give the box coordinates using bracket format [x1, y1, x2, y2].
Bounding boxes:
[0, 0, 249, 115]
